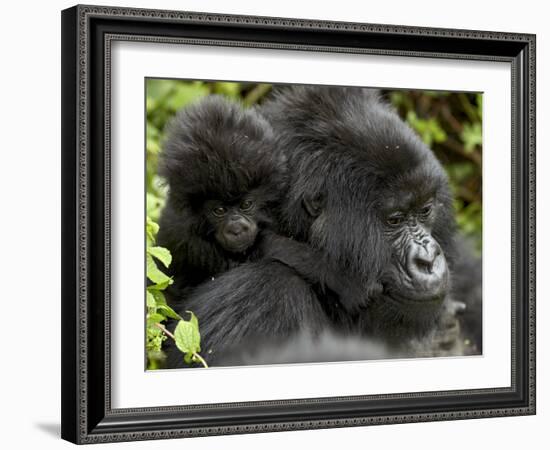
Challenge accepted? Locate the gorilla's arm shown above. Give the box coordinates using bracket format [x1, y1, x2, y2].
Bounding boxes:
[165, 260, 330, 368]
[258, 231, 368, 312]
[163, 256, 472, 369]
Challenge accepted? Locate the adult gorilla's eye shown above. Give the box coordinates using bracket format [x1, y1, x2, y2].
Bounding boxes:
[387, 214, 404, 226]
[212, 206, 227, 217]
[240, 200, 253, 211]
[419, 204, 433, 218]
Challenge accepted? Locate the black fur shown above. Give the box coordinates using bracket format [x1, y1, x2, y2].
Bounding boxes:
[449, 239, 483, 353]
[157, 96, 285, 292]
[165, 86, 481, 368]
[157, 95, 364, 308]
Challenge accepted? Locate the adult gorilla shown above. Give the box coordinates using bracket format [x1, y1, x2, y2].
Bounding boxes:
[166, 86, 477, 367]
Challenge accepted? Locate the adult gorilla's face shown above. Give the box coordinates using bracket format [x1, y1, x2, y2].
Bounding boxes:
[296, 137, 457, 338]
[379, 187, 449, 307]
[303, 161, 452, 312]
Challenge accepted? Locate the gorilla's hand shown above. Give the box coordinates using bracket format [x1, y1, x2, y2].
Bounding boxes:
[322, 271, 369, 312]
[324, 274, 387, 313]
[431, 300, 466, 352]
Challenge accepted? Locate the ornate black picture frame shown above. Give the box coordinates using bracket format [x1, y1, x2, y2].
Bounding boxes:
[61, 4, 536, 444]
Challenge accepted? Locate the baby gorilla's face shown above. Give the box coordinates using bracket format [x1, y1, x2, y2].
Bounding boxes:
[204, 198, 259, 253]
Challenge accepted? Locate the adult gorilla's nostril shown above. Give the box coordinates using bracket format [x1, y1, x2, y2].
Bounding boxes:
[414, 256, 434, 274]
[406, 241, 447, 293]
[413, 242, 441, 274]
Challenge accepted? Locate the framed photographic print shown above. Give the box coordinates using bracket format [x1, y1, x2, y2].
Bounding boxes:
[61, 4, 536, 444]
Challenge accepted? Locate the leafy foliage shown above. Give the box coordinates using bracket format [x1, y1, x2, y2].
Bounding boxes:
[145, 214, 175, 369]
[145, 213, 209, 369]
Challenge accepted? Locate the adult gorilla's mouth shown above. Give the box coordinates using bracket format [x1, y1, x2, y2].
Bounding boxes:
[381, 280, 447, 308]
[380, 246, 450, 307]
[370, 281, 447, 338]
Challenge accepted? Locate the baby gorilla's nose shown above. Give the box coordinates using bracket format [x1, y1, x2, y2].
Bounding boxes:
[225, 218, 250, 236]
[217, 216, 257, 253]
[406, 240, 448, 294]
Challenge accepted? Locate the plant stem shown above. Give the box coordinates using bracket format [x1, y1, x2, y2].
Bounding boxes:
[192, 352, 209, 369]
[154, 322, 209, 368]
[243, 83, 271, 106]
[458, 93, 480, 123]
[154, 322, 175, 339]
[441, 137, 482, 166]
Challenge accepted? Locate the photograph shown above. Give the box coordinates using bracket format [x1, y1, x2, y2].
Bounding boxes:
[59, 4, 535, 443]
[144, 80, 483, 370]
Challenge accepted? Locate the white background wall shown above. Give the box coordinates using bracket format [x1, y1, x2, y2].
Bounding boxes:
[0, 0, 546, 448]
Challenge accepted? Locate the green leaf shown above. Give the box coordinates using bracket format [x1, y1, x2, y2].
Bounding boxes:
[151, 175, 168, 197]
[405, 111, 447, 147]
[146, 326, 166, 353]
[146, 291, 156, 308]
[146, 216, 159, 243]
[157, 304, 182, 321]
[187, 311, 199, 330]
[147, 79, 176, 101]
[147, 280, 171, 291]
[147, 313, 165, 326]
[146, 123, 160, 140]
[146, 138, 161, 155]
[147, 246, 172, 268]
[476, 93, 483, 117]
[174, 317, 201, 354]
[147, 289, 166, 304]
[166, 83, 209, 110]
[146, 193, 165, 221]
[461, 122, 482, 152]
[146, 254, 173, 285]
[213, 82, 241, 99]
[146, 97, 156, 112]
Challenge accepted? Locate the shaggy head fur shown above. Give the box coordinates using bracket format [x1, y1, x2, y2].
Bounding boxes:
[261, 85, 458, 338]
[159, 95, 286, 212]
[157, 96, 287, 288]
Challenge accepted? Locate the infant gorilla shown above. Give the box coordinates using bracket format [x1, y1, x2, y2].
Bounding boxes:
[157, 96, 361, 309]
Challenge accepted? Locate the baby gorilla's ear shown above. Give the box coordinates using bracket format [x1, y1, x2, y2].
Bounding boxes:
[302, 193, 325, 217]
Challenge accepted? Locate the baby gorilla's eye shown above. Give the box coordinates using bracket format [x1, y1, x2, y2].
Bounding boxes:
[212, 206, 227, 217]
[240, 200, 253, 211]
[387, 214, 405, 226]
